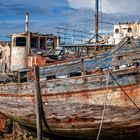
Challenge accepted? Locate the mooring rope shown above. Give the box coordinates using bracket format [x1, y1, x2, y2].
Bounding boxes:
[109, 71, 140, 112]
[96, 71, 110, 140]
[40, 101, 52, 132]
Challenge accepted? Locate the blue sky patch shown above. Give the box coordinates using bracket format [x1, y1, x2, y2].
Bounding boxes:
[0, 0, 140, 41]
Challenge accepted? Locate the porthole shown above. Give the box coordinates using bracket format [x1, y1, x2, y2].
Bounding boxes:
[128, 27, 132, 33]
[115, 28, 119, 33]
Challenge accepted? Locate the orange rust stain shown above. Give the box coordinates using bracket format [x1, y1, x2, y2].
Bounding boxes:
[86, 69, 99, 75]
[0, 84, 139, 105]
[0, 114, 6, 131]
[119, 85, 138, 99]
[44, 84, 139, 99]
[28, 54, 81, 67]
[0, 93, 34, 98]
[36, 55, 46, 66]
[28, 55, 46, 67]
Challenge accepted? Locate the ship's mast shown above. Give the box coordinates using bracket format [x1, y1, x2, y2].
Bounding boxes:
[95, 0, 99, 43]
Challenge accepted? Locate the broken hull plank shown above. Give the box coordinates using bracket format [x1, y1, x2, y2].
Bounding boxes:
[0, 68, 140, 139]
[0, 87, 140, 139]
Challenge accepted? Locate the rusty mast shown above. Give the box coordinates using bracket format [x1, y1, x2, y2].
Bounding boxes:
[95, 0, 99, 43]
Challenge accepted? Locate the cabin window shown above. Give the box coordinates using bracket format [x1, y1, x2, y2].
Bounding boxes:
[31, 38, 37, 48]
[115, 28, 119, 33]
[16, 37, 26, 46]
[46, 39, 54, 48]
[40, 38, 46, 49]
[128, 27, 132, 33]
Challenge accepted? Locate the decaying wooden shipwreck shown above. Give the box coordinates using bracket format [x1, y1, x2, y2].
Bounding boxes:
[1, 0, 140, 140]
[0, 35, 140, 140]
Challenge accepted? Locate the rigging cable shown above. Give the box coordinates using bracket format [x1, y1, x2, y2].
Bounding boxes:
[96, 71, 110, 140]
[109, 71, 140, 112]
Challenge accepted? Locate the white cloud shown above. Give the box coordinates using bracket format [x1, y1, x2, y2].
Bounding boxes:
[68, 0, 94, 9]
[68, 0, 140, 14]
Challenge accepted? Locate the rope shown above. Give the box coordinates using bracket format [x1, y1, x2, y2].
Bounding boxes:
[109, 71, 140, 112]
[96, 70, 140, 140]
[96, 71, 110, 140]
[40, 101, 52, 132]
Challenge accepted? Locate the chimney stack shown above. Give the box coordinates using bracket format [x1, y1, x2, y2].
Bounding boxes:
[26, 12, 29, 32]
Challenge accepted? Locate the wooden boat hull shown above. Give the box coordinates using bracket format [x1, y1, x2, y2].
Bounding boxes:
[0, 68, 140, 139]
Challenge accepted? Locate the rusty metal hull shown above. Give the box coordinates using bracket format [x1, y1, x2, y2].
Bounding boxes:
[0, 68, 140, 139]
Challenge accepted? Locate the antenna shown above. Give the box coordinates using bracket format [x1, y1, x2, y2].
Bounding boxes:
[25, 12, 29, 32]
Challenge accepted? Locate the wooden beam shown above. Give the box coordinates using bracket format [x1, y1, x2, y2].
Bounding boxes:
[34, 66, 43, 140]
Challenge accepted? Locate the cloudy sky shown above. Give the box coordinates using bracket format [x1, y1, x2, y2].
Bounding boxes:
[0, 0, 140, 40]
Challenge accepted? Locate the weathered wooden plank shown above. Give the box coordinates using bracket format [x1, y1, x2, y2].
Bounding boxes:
[0, 66, 139, 139]
[34, 66, 43, 140]
[112, 47, 140, 55]
[0, 84, 140, 139]
[0, 67, 139, 95]
[39, 60, 83, 77]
